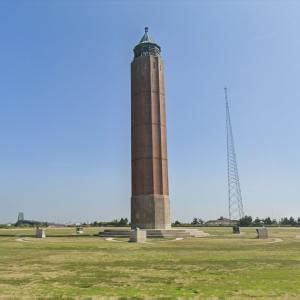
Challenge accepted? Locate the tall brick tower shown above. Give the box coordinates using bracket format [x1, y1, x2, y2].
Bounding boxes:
[131, 27, 171, 229]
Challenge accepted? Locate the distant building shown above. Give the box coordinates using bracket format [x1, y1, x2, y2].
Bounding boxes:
[205, 216, 237, 226]
[17, 212, 24, 222]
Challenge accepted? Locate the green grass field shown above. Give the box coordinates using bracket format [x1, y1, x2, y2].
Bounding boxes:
[0, 227, 299, 298]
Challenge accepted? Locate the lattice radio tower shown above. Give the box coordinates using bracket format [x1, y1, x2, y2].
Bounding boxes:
[225, 87, 245, 220]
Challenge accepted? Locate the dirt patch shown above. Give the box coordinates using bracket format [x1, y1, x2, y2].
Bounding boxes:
[15, 238, 30, 242]
[105, 237, 123, 242]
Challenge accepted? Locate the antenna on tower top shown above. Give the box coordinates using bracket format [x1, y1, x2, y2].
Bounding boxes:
[225, 87, 245, 220]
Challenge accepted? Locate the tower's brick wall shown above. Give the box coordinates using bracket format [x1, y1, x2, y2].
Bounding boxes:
[131, 55, 171, 229]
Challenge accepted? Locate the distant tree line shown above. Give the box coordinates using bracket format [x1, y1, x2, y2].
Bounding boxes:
[8, 216, 300, 228]
[238, 215, 300, 227]
[173, 218, 204, 226]
[11, 218, 130, 228]
[172, 216, 300, 227]
[15, 220, 48, 227]
[89, 218, 129, 227]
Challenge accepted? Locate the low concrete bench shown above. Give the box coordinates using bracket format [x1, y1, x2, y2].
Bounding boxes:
[36, 228, 46, 238]
[130, 228, 146, 243]
[232, 226, 240, 234]
[256, 227, 268, 239]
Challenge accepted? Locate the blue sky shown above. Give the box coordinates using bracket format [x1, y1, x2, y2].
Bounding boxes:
[0, 0, 300, 223]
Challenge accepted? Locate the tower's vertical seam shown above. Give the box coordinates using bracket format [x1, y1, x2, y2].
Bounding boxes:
[157, 57, 163, 195]
[149, 56, 153, 196]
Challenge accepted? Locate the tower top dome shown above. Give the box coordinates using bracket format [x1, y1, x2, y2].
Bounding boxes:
[133, 27, 161, 58]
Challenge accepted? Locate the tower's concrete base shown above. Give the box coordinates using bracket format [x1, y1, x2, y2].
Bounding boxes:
[99, 228, 209, 239]
[131, 194, 171, 229]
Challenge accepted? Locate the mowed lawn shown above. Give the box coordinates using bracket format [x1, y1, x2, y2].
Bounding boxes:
[0, 227, 299, 298]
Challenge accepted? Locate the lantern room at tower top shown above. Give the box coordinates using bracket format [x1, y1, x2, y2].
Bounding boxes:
[133, 27, 161, 58]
